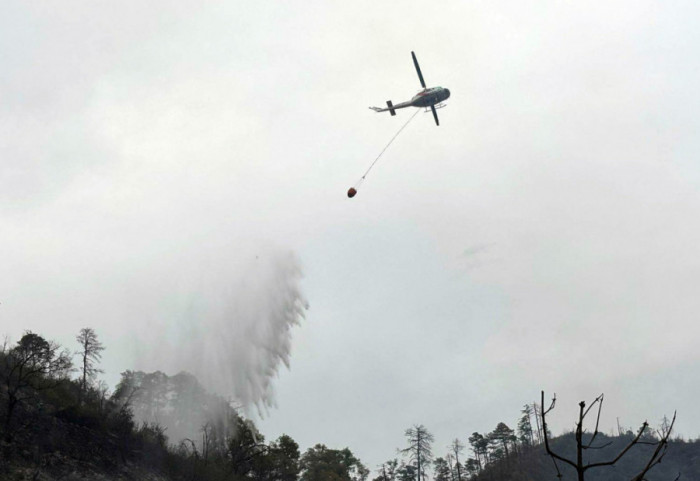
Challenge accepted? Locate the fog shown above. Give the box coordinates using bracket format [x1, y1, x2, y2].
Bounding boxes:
[3, 0, 700, 471]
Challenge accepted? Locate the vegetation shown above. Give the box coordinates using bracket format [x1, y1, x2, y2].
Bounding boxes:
[400, 425, 434, 481]
[540, 391, 677, 481]
[2, 328, 698, 481]
[75, 327, 105, 406]
[300, 444, 368, 481]
[373, 400, 695, 481]
[467, 432, 698, 481]
[0, 329, 364, 480]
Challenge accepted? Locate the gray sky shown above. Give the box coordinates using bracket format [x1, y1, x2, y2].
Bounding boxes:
[3, 0, 700, 473]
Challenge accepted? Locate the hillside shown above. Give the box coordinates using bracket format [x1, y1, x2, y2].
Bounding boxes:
[4, 329, 699, 481]
[472, 432, 700, 481]
[0, 330, 363, 481]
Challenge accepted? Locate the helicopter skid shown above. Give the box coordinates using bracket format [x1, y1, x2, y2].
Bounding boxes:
[424, 103, 447, 113]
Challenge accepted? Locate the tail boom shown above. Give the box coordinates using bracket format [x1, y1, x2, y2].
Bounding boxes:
[369, 100, 412, 115]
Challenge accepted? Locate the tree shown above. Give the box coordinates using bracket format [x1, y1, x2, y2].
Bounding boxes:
[517, 404, 534, 447]
[467, 432, 488, 471]
[444, 453, 454, 481]
[112, 369, 234, 445]
[0, 332, 72, 440]
[464, 458, 480, 479]
[395, 462, 417, 481]
[75, 327, 104, 404]
[541, 390, 678, 481]
[227, 416, 266, 477]
[432, 457, 451, 481]
[449, 438, 465, 481]
[399, 425, 434, 481]
[532, 400, 544, 444]
[375, 459, 399, 481]
[300, 444, 368, 481]
[265, 434, 301, 481]
[488, 446, 505, 463]
[489, 422, 516, 458]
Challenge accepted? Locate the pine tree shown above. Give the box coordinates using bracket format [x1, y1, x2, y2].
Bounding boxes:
[400, 425, 434, 481]
[489, 423, 515, 458]
[75, 327, 104, 405]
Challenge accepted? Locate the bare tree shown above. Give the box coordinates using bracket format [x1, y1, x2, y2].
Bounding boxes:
[449, 438, 465, 481]
[400, 425, 434, 481]
[75, 327, 104, 404]
[445, 453, 454, 481]
[540, 390, 677, 481]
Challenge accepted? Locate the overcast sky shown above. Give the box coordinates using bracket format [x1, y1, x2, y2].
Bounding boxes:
[3, 0, 700, 472]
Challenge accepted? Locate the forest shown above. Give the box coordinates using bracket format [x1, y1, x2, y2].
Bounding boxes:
[1, 329, 698, 481]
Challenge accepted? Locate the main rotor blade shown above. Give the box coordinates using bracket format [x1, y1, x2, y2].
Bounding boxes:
[411, 51, 426, 88]
[431, 105, 440, 126]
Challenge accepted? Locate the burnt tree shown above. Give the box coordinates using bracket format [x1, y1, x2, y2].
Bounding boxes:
[540, 390, 677, 481]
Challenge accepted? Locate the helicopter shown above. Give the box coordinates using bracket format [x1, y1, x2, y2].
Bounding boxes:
[369, 51, 450, 126]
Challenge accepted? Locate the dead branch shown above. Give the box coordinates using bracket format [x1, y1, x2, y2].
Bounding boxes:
[586, 422, 649, 469]
[628, 411, 676, 481]
[583, 394, 604, 449]
[541, 391, 578, 472]
[541, 390, 678, 481]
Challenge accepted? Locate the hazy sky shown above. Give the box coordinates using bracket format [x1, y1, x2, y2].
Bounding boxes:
[3, 0, 700, 472]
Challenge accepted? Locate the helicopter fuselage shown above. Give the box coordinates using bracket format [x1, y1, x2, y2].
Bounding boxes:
[410, 86, 451, 108]
[387, 86, 450, 111]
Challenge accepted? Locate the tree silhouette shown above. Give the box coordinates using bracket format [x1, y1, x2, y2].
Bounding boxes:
[489, 422, 516, 458]
[468, 432, 488, 471]
[541, 390, 678, 481]
[300, 444, 368, 481]
[1, 331, 72, 441]
[75, 327, 104, 405]
[517, 404, 535, 446]
[433, 457, 451, 481]
[449, 438, 465, 481]
[400, 425, 434, 481]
